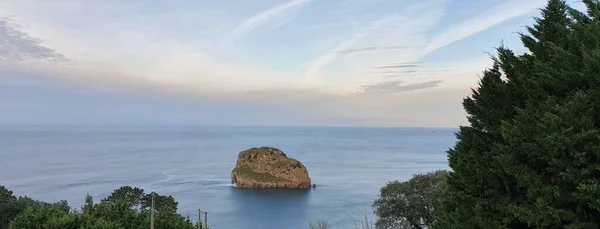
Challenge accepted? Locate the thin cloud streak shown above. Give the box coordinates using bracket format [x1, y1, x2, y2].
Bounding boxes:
[232, 0, 312, 37]
[338, 46, 407, 54]
[421, 0, 546, 56]
[303, 0, 449, 85]
[362, 80, 443, 94]
[375, 62, 422, 69]
[303, 14, 407, 83]
[360, 68, 451, 75]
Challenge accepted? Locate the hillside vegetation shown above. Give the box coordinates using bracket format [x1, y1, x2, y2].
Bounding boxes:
[0, 185, 201, 229]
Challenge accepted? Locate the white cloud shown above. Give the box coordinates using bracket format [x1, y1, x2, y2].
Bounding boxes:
[421, 0, 546, 56]
[232, 0, 312, 37]
[361, 80, 444, 94]
[0, 18, 67, 63]
[301, 0, 547, 96]
[0, 0, 554, 126]
[302, 1, 448, 86]
[302, 14, 402, 84]
[0, 1, 318, 96]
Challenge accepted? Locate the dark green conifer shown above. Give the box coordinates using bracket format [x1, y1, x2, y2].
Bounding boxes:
[438, 0, 600, 228]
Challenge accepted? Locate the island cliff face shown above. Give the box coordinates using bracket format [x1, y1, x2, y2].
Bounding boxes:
[231, 147, 312, 188]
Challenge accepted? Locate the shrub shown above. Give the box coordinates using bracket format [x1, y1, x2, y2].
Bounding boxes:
[373, 170, 448, 229]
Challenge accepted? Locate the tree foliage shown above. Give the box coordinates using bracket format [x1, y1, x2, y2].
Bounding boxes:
[373, 170, 448, 229]
[2, 185, 200, 229]
[309, 220, 330, 229]
[0, 185, 17, 229]
[438, 0, 600, 228]
[1, 185, 70, 229]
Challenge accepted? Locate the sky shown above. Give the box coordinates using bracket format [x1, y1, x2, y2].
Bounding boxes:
[0, 0, 587, 127]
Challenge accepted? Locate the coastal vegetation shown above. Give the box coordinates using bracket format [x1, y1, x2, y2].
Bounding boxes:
[3, 0, 600, 228]
[438, 0, 600, 227]
[0, 185, 201, 229]
[369, 0, 600, 228]
[373, 170, 448, 229]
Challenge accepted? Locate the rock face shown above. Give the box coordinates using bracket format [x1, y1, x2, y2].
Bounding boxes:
[231, 147, 312, 189]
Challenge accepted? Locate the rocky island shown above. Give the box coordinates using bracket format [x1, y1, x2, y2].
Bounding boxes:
[231, 147, 312, 189]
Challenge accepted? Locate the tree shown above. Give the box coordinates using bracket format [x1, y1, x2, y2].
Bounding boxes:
[141, 192, 178, 214]
[101, 186, 178, 214]
[438, 0, 600, 228]
[44, 213, 122, 229]
[373, 170, 448, 229]
[10, 202, 122, 229]
[1, 185, 70, 229]
[102, 186, 145, 210]
[92, 186, 193, 229]
[0, 185, 17, 229]
[4, 185, 198, 229]
[9, 202, 70, 229]
[309, 220, 330, 229]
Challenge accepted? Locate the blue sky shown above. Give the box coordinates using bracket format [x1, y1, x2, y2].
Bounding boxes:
[0, 0, 586, 127]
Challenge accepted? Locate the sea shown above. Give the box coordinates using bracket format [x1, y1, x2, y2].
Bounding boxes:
[0, 125, 456, 229]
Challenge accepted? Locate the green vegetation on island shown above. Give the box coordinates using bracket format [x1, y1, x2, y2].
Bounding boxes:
[232, 165, 292, 183]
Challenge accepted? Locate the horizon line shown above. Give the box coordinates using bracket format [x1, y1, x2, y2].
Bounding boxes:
[0, 123, 461, 129]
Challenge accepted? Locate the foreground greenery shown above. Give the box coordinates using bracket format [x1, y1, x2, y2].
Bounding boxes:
[438, 0, 600, 228]
[368, 0, 600, 228]
[7, 0, 600, 228]
[374, 170, 448, 229]
[0, 185, 201, 229]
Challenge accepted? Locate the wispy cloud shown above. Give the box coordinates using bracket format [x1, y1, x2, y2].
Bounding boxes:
[302, 0, 449, 85]
[303, 14, 406, 83]
[0, 0, 553, 126]
[0, 18, 67, 63]
[375, 61, 422, 69]
[338, 46, 407, 54]
[400, 70, 418, 74]
[232, 0, 312, 37]
[421, 0, 546, 56]
[360, 68, 451, 76]
[362, 80, 443, 94]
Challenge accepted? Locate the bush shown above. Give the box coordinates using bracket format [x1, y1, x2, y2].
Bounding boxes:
[3, 185, 200, 229]
[0, 185, 71, 229]
[10, 203, 70, 229]
[373, 170, 448, 229]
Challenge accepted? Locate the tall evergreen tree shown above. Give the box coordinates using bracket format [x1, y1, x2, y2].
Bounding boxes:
[437, 61, 516, 229]
[438, 0, 600, 228]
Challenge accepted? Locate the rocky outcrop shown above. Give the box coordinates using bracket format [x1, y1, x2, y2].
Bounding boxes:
[231, 147, 312, 189]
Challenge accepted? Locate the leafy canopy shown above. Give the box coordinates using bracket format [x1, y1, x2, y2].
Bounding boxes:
[373, 170, 449, 229]
[4, 185, 200, 229]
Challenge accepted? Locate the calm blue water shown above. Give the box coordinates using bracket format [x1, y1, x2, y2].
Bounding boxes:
[0, 126, 456, 229]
